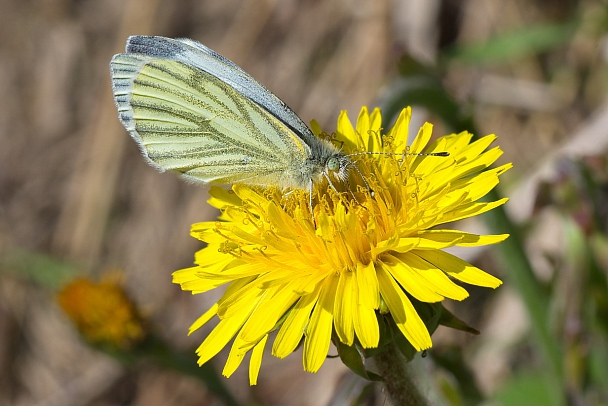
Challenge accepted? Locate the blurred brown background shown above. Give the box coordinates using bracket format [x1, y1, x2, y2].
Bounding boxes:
[1, 0, 606, 405]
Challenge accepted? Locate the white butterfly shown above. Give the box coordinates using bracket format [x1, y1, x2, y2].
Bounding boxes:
[110, 36, 353, 203]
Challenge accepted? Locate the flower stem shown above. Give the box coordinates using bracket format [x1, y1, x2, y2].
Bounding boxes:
[374, 342, 428, 406]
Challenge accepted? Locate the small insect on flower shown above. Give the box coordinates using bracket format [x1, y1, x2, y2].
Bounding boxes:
[111, 36, 352, 209]
[109, 36, 446, 213]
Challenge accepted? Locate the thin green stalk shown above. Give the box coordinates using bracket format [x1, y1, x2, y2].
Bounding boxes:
[374, 342, 428, 406]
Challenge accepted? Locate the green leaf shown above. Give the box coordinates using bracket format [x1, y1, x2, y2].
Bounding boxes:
[438, 304, 480, 335]
[0, 246, 79, 290]
[411, 299, 442, 336]
[588, 335, 608, 394]
[493, 369, 564, 406]
[334, 339, 383, 381]
[444, 20, 578, 65]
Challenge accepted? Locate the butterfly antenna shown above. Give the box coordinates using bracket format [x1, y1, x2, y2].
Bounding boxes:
[343, 150, 450, 202]
[346, 150, 450, 158]
[417, 151, 450, 157]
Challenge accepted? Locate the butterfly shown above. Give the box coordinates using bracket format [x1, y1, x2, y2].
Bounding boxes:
[110, 36, 356, 206]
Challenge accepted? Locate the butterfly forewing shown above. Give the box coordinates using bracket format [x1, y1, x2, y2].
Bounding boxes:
[111, 49, 310, 187]
[123, 36, 318, 148]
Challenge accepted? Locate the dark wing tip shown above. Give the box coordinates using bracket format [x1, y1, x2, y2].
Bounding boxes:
[125, 36, 182, 58]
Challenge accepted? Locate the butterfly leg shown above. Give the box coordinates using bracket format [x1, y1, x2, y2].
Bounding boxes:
[308, 179, 314, 219]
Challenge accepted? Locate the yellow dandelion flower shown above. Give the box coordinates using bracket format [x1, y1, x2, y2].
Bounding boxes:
[173, 106, 511, 385]
[58, 273, 146, 348]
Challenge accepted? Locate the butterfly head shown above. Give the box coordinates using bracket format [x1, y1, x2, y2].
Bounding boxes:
[325, 154, 352, 182]
[320, 152, 374, 201]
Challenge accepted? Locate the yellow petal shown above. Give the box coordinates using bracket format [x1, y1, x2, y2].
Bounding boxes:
[207, 185, 243, 209]
[397, 235, 463, 251]
[454, 134, 497, 161]
[377, 266, 432, 350]
[415, 230, 509, 247]
[415, 250, 502, 288]
[188, 303, 219, 335]
[334, 271, 355, 345]
[356, 261, 379, 309]
[437, 198, 509, 224]
[375, 234, 416, 254]
[380, 255, 444, 302]
[195, 314, 249, 366]
[249, 334, 268, 385]
[356, 106, 371, 150]
[303, 274, 339, 372]
[272, 286, 320, 358]
[239, 284, 298, 346]
[426, 131, 472, 154]
[396, 252, 469, 301]
[450, 163, 512, 201]
[409, 122, 433, 157]
[353, 265, 380, 348]
[369, 107, 382, 133]
[336, 110, 357, 150]
[223, 341, 246, 378]
[309, 119, 322, 136]
[388, 107, 412, 150]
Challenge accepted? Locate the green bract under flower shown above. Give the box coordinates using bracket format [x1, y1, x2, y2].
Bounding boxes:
[173, 107, 511, 385]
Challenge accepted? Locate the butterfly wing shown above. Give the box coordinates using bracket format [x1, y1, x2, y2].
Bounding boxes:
[110, 36, 312, 188]
[126, 36, 319, 144]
